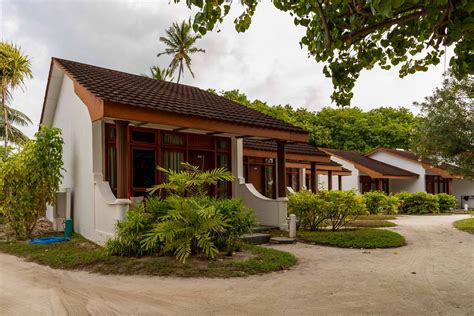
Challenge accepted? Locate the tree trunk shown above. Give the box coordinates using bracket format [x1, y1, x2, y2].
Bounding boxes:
[2, 89, 8, 153]
[177, 62, 183, 83]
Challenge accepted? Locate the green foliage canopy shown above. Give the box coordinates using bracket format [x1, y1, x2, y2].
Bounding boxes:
[174, 0, 473, 106]
[213, 89, 418, 152]
[0, 126, 64, 240]
[412, 72, 473, 177]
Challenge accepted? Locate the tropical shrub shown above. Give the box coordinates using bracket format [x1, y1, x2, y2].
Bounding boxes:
[108, 164, 254, 263]
[363, 191, 387, 214]
[400, 192, 439, 214]
[322, 190, 368, 231]
[383, 195, 400, 215]
[106, 203, 163, 257]
[288, 189, 327, 231]
[436, 193, 457, 212]
[142, 196, 229, 263]
[213, 198, 256, 254]
[289, 190, 367, 232]
[395, 191, 411, 213]
[363, 191, 399, 215]
[0, 126, 63, 240]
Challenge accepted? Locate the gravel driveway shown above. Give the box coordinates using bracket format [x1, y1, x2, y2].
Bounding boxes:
[1, 214, 473, 315]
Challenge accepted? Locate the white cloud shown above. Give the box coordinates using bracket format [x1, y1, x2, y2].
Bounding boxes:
[2, 0, 447, 137]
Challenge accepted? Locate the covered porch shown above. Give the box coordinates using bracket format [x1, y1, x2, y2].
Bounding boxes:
[242, 139, 352, 196]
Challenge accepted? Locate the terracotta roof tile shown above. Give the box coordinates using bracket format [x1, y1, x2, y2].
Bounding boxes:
[53, 58, 307, 134]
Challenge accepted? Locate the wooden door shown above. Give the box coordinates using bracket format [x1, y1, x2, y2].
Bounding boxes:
[247, 164, 264, 195]
[360, 176, 372, 193]
[425, 175, 435, 194]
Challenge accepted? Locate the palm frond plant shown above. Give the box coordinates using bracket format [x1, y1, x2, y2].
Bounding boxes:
[0, 41, 33, 153]
[148, 162, 234, 197]
[0, 103, 32, 145]
[157, 20, 205, 83]
[143, 65, 173, 81]
[141, 196, 229, 263]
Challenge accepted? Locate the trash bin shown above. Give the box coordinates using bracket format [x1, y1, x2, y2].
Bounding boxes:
[64, 219, 73, 239]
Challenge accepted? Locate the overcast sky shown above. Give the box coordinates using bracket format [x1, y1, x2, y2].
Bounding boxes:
[1, 0, 450, 137]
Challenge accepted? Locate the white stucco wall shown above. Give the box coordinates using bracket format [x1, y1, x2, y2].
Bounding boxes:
[48, 75, 96, 240]
[368, 151, 425, 192]
[45, 75, 130, 244]
[327, 156, 360, 192]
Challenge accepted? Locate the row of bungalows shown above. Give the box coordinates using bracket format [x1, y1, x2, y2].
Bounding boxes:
[40, 58, 473, 244]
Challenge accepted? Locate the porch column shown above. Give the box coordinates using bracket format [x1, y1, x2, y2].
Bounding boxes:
[276, 141, 286, 198]
[299, 168, 306, 190]
[447, 178, 453, 195]
[310, 161, 317, 193]
[437, 176, 441, 194]
[115, 120, 129, 199]
[328, 170, 333, 191]
[338, 175, 342, 190]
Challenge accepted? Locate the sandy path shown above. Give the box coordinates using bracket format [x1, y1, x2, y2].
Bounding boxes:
[1, 215, 473, 315]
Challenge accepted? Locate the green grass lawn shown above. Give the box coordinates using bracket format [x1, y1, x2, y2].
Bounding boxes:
[298, 228, 406, 249]
[346, 214, 397, 228]
[358, 214, 397, 220]
[453, 218, 474, 234]
[0, 234, 297, 278]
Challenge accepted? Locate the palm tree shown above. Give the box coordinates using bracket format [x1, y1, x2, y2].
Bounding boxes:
[144, 65, 173, 81]
[0, 103, 32, 144]
[157, 20, 205, 83]
[0, 41, 33, 152]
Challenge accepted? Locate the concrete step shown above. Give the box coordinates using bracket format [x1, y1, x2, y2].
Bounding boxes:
[240, 233, 271, 245]
[270, 237, 296, 244]
[251, 226, 278, 234]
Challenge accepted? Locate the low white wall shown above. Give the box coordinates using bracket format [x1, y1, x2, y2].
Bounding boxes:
[452, 179, 474, 208]
[93, 174, 131, 245]
[237, 178, 288, 230]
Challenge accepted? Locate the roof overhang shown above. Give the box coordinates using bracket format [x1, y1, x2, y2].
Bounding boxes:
[41, 59, 309, 143]
[319, 148, 418, 179]
[243, 148, 330, 163]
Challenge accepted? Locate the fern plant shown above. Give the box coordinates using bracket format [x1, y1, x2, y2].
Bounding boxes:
[148, 162, 234, 197]
[141, 196, 229, 263]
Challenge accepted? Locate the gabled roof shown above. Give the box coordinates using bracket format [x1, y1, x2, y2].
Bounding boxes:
[47, 58, 307, 139]
[320, 148, 418, 179]
[367, 148, 433, 164]
[366, 148, 458, 178]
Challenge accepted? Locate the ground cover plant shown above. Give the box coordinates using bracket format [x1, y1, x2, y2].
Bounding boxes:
[453, 218, 474, 235]
[298, 229, 406, 249]
[0, 234, 297, 278]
